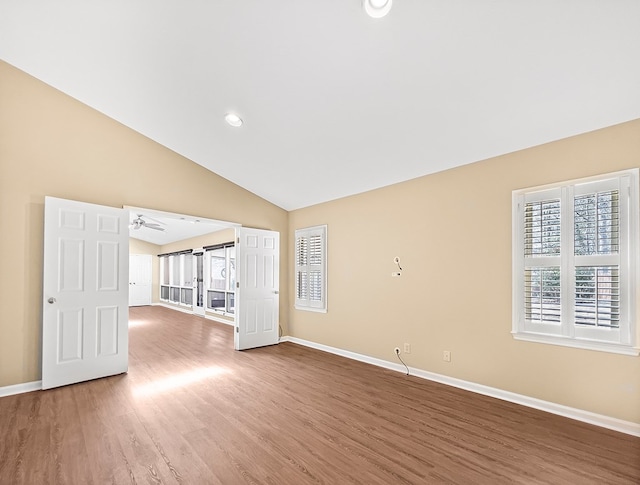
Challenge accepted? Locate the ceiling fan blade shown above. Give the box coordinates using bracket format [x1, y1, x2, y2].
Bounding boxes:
[142, 214, 167, 226]
[146, 225, 165, 231]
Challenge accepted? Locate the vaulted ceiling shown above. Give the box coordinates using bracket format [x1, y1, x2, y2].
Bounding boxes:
[2, 1, 639, 210]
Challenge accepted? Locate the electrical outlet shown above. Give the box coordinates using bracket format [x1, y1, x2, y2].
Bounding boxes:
[394, 347, 401, 355]
[443, 350, 451, 362]
[403, 343, 411, 354]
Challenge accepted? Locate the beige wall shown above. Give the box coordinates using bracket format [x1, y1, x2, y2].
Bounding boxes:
[289, 119, 640, 424]
[0, 61, 289, 387]
[129, 238, 161, 304]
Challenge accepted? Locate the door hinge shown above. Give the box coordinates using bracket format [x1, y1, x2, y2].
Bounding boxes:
[237, 237, 240, 244]
[236, 326, 239, 333]
[236, 282, 240, 289]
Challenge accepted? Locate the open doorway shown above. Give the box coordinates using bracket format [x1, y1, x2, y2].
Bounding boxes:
[126, 206, 281, 350]
[42, 197, 280, 391]
[126, 206, 240, 326]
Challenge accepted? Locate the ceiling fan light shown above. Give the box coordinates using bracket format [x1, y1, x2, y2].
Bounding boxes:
[225, 113, 243, 127]
[364, 0, 392, 18]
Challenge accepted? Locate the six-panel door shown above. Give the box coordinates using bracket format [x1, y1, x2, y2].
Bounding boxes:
[235, 228, 280, 350]
[42, 197, 129, 390]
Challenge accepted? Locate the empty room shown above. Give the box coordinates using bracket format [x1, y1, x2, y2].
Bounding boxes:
[1, 1, 639, 484]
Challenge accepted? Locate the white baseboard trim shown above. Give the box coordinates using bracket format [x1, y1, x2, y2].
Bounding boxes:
[153, 302, 193, 315]
[0, 380, 42, 398]
[153, 302, 235, 326]
[205, 314, 234, 326]
[281, 336, 640, 438]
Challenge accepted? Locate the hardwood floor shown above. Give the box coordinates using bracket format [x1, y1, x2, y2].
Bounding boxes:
[1, 306, 639, 484]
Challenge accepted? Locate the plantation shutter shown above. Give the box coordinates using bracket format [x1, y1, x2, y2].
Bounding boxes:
[573, 187, 620, 328]
[524, 199, 561, 256]
[295, 225, 327, 312]
[522, 190, 562, 327]
[524, 267, 561, 323]
[296, 235, 308, 300]
[513, 169, 637, 353]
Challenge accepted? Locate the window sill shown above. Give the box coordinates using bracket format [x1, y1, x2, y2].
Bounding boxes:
[295, 305, 327, 313]
[512, 332, 639, 356]
[208, 308, 234, 316]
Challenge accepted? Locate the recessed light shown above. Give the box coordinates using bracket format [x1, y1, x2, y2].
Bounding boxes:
[225, 113, 243, 127]
[364, 0, 392, 18]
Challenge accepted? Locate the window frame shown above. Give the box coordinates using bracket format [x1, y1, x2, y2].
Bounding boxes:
[205, 242, 236, 315]
[512, 169, 639, 356]
[159, 251, 194, 308]
[295, 224, 327, 313]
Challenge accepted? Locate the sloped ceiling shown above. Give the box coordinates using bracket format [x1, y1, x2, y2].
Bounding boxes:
[1, 1, 639, 210]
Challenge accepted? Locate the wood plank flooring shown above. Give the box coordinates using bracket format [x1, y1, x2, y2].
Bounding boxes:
[1, 305, 639, 484]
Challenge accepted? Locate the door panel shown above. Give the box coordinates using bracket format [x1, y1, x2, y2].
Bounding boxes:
[96, 306, 119, 356]
[235, 228, 279, 350]
[57, 309, 84, 362]
[98, 242, 119, 290]
[59, 239, 84, 290]
[43, 196, 129, 390]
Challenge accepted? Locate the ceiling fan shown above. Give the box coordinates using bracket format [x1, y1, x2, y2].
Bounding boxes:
[130, 214, 166, 232]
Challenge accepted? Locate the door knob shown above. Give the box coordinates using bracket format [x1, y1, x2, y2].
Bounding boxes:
[47, 297, 56, 304]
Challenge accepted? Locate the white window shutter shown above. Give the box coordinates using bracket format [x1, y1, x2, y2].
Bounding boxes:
[295, 225, 327, 312]
[512, 169, 638, 355]
[524, 198, 561, 256]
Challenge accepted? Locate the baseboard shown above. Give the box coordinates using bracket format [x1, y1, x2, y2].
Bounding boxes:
[281, 336, 640, 438]
[153, 302, 235, 326]
[153, 302, 194, 315]
[0, 381, 42, 398]
[5, 337, 636, 437]
[205, 314, 234, 326]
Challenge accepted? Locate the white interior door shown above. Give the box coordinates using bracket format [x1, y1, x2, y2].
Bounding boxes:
[42, 196, 129, 390]
[129, 254, 152, 306]
[235, 228, 279, 350]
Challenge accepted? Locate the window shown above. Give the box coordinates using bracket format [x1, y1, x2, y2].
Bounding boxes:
[512, 169, 638, 355]
[205, 243, 236, 314]
[158, 250, 194, 308]
[295, 225, 327, 312]
[159, 244, 235, 316]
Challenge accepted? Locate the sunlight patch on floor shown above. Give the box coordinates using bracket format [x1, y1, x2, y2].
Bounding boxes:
[133, 366, 230, 397]
[129, 318, 152, 328]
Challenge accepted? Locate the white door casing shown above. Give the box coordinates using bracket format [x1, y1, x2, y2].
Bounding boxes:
[235, 228, 280, 350]
[42, 197, 129, 390]
[129, 254, 152, 306]
[193, 250, 206, 316]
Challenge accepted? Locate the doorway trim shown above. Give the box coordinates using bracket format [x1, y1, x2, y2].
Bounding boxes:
[192, 249, 206, 316]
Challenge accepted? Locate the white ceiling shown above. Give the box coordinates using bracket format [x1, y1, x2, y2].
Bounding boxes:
[127, 207, 238, 246]
[2, 1, 639, 210]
